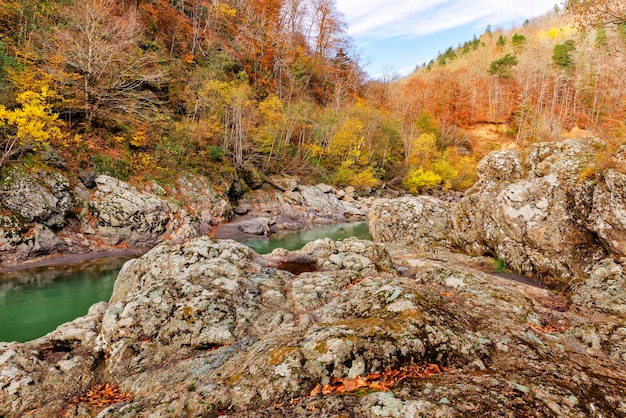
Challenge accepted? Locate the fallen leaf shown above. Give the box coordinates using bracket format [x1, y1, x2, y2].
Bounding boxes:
[309, 363, 445, 396]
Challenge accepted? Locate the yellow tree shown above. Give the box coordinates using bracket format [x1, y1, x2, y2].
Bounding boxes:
[0, 86, 66, 168]
[196, 73, 257, 168]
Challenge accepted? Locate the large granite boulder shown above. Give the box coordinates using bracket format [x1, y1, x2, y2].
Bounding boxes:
[86, 175, 172, 246]
[2, 237, 626, 417]
[588, 166, 626, 263]
[368, 196, 452, 249]
[452, 139, 605, 283]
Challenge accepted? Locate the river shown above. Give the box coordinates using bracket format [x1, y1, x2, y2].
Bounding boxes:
[0, 222, 369, 342]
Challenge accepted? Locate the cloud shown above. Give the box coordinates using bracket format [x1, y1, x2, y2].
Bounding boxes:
[336, 0, 553, 41]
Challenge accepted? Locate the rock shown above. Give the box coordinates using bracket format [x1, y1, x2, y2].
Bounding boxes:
[369, 196, 452, 249]
[239, 161, 266, 189]
[167, 174, 232, 241]
[238, 217, 273, 235]
[227, 177, 246, 199]
[476, 150, 525, 184]
[588, 169, 626, 262]
[570, 259, 626, 317]
[78, 169, 97, 188]
[344, 186, 356, 198]
[37, 301, 109, 349]
[268, 175, 299, 192]
[0, 168, 72, 228]
[526, 138, 600, 181]
[2, 236, 626, 416]
[0, 214, 69, 265]
[315, 183, 334, 193]
[39, 147, 67, 169]
[234, 204, 249, 215]
[88, 175, 171, 245]
[284, 190, 303, 204]
[299, 185, 350, 215]
[452, 139, 604, 283]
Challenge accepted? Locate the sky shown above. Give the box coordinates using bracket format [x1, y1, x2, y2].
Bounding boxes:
[335, 0, 557, 78]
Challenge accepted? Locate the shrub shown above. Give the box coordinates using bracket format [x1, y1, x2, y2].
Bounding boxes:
[402, 168, 442, 193]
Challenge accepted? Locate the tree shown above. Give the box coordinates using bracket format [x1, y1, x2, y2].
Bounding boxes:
[196, 72, 257, 168]
[552, 40, 576, 69]
[595, 27, 609, 48]
[0, 39, 16, 102]
[488, 54, 519, 78]
[566, 0, 626, 29]
[45, 0, 165, 124]
[511, 33, 527, 52]
[0, 86, 65, 168]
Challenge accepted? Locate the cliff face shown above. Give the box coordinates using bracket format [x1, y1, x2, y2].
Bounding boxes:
[1, 235, 625, 417]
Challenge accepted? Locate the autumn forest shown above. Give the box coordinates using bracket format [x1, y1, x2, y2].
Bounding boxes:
[0, 0, 624, 193]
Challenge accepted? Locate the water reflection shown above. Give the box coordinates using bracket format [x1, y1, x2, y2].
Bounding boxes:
[0, 257, 131, 343]
[242, 221, 370, 254]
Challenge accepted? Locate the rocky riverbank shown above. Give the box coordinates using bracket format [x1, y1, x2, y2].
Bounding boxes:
[1, 137, 625, 416]
[1, 234, 625, 416]
[0, 168, 375, 270]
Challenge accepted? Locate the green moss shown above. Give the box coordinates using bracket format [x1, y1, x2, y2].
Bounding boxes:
[492, 257, 509, 273]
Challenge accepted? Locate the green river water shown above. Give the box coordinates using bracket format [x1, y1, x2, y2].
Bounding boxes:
[0, 222, 369, 343]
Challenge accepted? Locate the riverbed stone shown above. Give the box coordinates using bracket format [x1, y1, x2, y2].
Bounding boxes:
[238, 217, 273, 235]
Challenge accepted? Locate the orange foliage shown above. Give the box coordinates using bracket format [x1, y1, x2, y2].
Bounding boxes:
[310, 363, 446, 396]
[65, 382, 132, 413]
[139, 0, 193, 58]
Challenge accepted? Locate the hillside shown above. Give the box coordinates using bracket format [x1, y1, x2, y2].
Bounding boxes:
[391, 4, 626, 162]
[0, 0, 624, 194]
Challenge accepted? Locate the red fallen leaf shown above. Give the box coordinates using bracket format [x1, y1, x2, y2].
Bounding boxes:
[310, 384, 322, 396]
[321, 384, 334, 395]
[274, 402, 284, 408]
[70, 382, 132, 408]
[310, 363, 445, 396]
[440, 291, 454, 298]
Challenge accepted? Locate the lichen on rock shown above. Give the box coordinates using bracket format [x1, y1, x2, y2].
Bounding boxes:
[2, 236, 625, 417]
